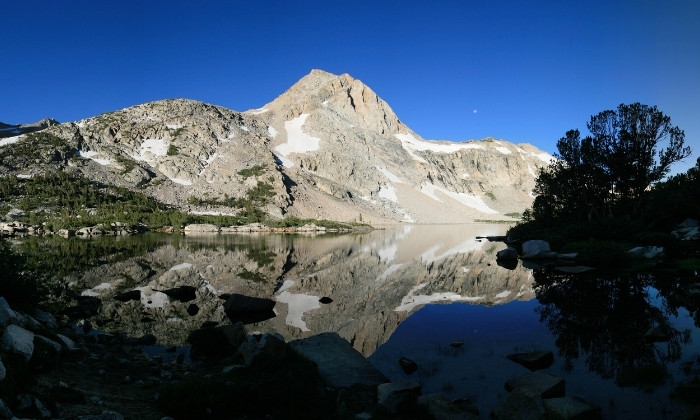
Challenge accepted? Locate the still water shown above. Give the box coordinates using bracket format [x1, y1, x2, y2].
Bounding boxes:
[29, 224, 700, 419]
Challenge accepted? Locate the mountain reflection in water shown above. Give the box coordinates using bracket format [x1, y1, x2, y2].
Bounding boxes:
[56, 224, 531, 353]
[34, 223, 700, 418]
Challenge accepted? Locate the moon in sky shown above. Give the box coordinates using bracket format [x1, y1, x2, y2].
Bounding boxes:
[473, 109, 478, 114]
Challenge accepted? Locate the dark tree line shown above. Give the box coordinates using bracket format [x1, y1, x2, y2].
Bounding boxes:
[528, 103, 692, 226]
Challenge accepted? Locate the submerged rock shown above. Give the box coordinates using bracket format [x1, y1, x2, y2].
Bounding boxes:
[398, 356, 418, 375]
[506, 350, 554, 371]
[496, 247, 519, 261]
[505, 371, 565, 399]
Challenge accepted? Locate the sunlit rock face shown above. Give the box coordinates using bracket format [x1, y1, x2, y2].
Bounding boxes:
[10, 70, 552, 224]
[66, 225, 534, 355]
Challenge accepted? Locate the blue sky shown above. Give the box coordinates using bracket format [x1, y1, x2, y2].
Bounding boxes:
[3, 0, 699, 173]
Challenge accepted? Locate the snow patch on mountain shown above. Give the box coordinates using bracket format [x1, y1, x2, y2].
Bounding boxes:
[134, 139, 168, 162]
[378, 184, 398, 202]
[0, 135, 22, 147]
[275, 114, 321, 168]
[245, 108, 268, 115]
[170, 178, 192, 186]
[378, 167, 403, 183]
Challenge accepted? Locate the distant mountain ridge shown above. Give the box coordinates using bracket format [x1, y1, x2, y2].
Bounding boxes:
[1, 70, 552, 224]
[0, 118, 59, 138]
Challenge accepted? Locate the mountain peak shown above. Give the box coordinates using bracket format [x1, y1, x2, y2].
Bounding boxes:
[265, 70, 406, 135]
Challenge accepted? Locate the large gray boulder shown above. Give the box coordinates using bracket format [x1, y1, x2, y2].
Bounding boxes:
[33, 308, 58, 329]
[1, 324, 35, 361]
[184, 224, 220, 234]
[31, 335, 63, 369]
[0, 297, 18, 328]
[289, 332, 387, 388]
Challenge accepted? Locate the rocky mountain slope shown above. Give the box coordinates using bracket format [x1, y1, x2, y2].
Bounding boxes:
[1, 70, 552, 224]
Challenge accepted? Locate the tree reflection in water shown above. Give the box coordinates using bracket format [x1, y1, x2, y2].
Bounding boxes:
[532, 268, 693, 387]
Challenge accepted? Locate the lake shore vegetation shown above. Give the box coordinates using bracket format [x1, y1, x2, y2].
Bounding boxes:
[508, 103, 698, 267]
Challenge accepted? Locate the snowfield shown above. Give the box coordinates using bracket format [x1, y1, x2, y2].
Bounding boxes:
[396, 132, 485, 162]
[420, 183, 498, 214]
[79, 150, 111, 166]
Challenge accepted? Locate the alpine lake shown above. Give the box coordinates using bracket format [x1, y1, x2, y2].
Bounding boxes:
[20, 223, 700, 419]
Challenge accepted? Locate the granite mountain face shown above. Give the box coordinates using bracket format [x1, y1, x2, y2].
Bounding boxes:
[2, 70, 552, 224]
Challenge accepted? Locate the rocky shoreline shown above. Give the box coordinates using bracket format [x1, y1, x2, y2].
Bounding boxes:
[0, 221, 361, 239]
[0, 293, 604, 419]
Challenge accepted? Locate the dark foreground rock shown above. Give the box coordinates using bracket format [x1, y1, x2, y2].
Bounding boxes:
[289, 332, 388, 388]
[187, 322, 248, 361]
[377, 381, 421, 414]
[543, 396, 601, 419]
[418, 394, 480, 420]
[492, 386, 546, 420]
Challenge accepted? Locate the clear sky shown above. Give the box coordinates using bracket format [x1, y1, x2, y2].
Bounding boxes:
[2, 0, 699, 173]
